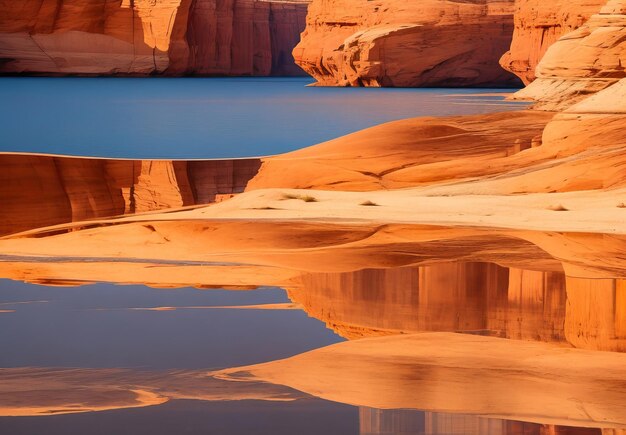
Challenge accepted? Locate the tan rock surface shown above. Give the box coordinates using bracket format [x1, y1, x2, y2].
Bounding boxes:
[500, 0, 607, 85]
[292, 0, 520, 87]
[512, 0, 626, 110]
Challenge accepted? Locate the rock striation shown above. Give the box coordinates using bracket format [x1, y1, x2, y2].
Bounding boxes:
[0, 0, 309, 76]
[0, 154, 261, 236]
[512, 0, 626, 110]
[500, 0, 607, 85]
[291, 0, 520, 87]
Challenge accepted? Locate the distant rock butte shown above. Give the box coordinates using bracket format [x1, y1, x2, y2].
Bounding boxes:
[500, 0, 607, 85]
[0, 0, 309, 76]
[292, 0, 521, 87]
[512, 0, 626, 110]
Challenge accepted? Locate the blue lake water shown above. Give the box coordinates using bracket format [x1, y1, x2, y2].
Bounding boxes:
[0, 280, 343, 370]
[0, 77, 527, 159]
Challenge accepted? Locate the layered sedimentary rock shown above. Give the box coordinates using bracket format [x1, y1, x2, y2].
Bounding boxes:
[0, 0, 308, 76]
[500, 0, 607, 85]
[292, 0, 520, 87]
[0, 154, 260, 236]
[512, 0, 626, 110]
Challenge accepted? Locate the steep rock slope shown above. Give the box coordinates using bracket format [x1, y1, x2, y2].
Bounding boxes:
[512, 0, 626, 110]
[0, 0, 308, 76]
[500, 0, 607, 85]
[292, 0, 520, 87]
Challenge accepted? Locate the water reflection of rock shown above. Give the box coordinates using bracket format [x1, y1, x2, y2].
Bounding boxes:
[288, 262, 626, 351]
[359, 408, 606, 435]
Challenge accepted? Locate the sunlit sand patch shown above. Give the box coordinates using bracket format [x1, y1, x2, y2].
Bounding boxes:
[0, 367, 305, 417]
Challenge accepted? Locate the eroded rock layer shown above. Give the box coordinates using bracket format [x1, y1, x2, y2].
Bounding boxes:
[0, 154, 261, 236]
[500, 0, 607, 85]
[292, 0, 520, 87]
[512, 0, 626, 110]
[0, 0, 308, 76]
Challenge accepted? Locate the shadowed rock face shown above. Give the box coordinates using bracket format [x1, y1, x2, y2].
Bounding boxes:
[291, 0, 521, 87]
[499, 0, 607, 85]
[0, 154, 261, 236]
[0, 0, 309, 76]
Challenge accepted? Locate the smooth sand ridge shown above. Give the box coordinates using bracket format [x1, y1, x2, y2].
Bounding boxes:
[215, 332, 626, 429]
[0, 184, 624, 279]
[0, 367, 305, 417]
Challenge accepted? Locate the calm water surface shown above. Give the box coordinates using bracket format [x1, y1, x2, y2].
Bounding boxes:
[0, 77, 527, 158]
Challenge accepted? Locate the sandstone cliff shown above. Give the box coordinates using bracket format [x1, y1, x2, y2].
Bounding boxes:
[0, 0, 308, 76]
[291, 0, 520, 87]
[500, 0, 607, 85]
[0, 154, 261, 236]
[512, 0, 626, 110]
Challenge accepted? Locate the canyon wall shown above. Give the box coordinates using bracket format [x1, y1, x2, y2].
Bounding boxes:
[512, 0, 626, 110]
[291, 0, 520, 87]
[0, 0, 308, 76]
[500, 0, 607, 85]
[0, 154, 261, 236]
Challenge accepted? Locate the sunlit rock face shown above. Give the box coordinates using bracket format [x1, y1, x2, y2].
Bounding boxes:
[499, 0, 607, 85]
[292, 0, 520, 87]
[0, 0, 308, 76]
[289, 262, 626, 352]
[0, 154, 261, 236]
[512, 0, 626, 110]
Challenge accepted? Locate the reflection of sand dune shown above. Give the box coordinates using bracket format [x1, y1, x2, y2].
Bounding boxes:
[217, 332, 626, 429]
[0, 367, 303, 417]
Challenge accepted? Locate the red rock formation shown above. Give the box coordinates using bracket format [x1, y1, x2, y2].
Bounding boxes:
[292, 0, 520, 87]
[500, 0, 607, 85]
[0, 0, 308, 76]
[0, 154, 261, 236]
[512, 0, 626, 110]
